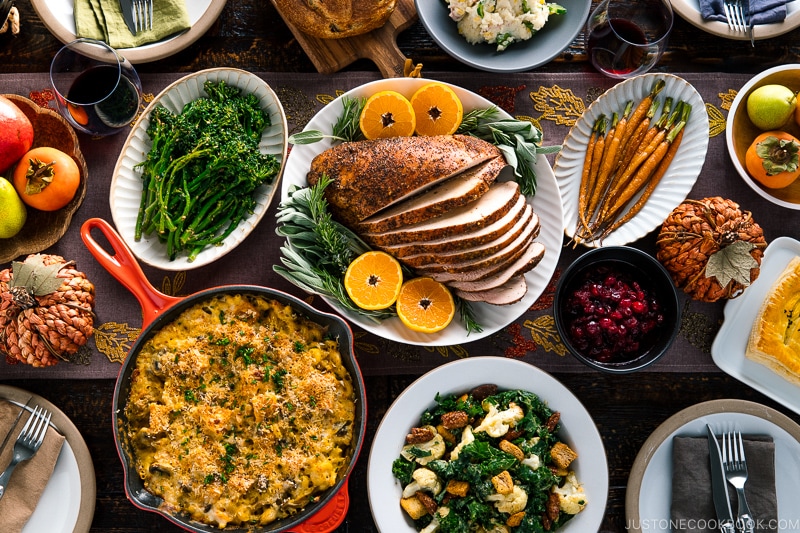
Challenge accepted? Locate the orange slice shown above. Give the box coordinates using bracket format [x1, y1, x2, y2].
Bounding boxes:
[396, 277, 456, 333]
[344, 251, 404, 310]
[410, 82, 464, 136]
[359, 90, 416, 140]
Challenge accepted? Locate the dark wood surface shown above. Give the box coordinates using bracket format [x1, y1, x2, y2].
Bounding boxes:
[2, 1, 800, 532]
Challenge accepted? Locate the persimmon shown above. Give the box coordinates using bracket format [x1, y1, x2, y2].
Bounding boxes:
[745, 130, 800, 189]
[12, 147, 81, 211]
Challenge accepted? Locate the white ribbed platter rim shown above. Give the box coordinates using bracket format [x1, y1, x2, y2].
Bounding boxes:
[109, 68, 288, 270]
[279, 77, 563, 346]
[553, 73, 709, 248]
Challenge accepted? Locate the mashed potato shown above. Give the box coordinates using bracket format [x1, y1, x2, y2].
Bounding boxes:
[447, 0, 566, 51]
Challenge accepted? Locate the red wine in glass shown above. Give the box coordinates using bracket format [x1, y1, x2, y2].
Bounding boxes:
[67, 65, 141, 136]
[587, 19, 649, 77]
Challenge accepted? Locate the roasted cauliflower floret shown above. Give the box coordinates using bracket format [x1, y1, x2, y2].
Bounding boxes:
[420, 507, 450, 533]
[474, 401, 524, 438]
[521, 452, 541, 470]
[486, 484, 528, 514]
[401, 467, 443, 498]
[553, 472, 587, 515]
[450, 425, 475, 460]
[400, 426, 446, 465]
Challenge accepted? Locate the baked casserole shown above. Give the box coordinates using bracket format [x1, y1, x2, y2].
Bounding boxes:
[124, 293, 356, 528]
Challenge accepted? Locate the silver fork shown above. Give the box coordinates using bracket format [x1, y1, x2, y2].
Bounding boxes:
[133, 0, 153, 33]
[722, 430, 756, 533]
[723, 0, 755, 46]
[0, 406, 52, 500]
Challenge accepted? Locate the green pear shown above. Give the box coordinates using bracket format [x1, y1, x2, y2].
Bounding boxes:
[0, 176, 27, 239]
[747, 84, 798, 130]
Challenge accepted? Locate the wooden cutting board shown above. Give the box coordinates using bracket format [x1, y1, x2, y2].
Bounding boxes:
[270, 0, 418, 78]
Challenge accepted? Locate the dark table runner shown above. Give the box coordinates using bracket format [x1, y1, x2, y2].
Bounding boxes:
[1, 70, 796, 380]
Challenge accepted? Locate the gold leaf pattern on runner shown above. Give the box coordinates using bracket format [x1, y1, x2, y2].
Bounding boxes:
[161, 271, 186, 296]
[706, 103, 726, 138]
[530, 85, 585, 126]
[354, 331, 380, 355]
[422, 344, 470, 360]
[719, 89, 737, 111]
[93, 322, 142, 364]
[523, 316, 568, 357]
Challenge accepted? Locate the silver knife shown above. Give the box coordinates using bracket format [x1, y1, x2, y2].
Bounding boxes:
[0, 396, 33, 456]
[707, 425, 737, 533]
[747, 0, 755, 47]
[119, 0, 137, 35]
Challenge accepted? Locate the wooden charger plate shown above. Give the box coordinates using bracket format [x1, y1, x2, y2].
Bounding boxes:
[0, 95, 88, 265]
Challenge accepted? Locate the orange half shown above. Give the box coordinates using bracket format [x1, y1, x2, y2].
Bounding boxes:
[344, 251, 403, 310]
[359, 90, 416, 140]
[411, 82, 464, 136]
[396, 277, 456, 333]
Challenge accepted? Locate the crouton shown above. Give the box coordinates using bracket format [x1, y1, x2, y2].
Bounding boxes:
[550, 442, 578, 470]
[446, 479, 470, 498]
[491, 470, 514, 495]
[499, 439, 525, 461]
[507, 511, 526, 527]
[400, 496, 428, 520]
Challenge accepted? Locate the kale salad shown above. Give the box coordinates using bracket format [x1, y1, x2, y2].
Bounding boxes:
[392, 385, 586, 532]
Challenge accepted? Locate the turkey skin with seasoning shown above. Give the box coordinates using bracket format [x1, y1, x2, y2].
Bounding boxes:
[307, 134, 502, 225]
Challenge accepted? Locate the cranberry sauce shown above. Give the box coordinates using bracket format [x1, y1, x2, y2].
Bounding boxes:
[563, 262, 666, 364]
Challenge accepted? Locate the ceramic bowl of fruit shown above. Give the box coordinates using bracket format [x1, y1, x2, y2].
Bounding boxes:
[726, 64, 800, 210]
[553, 246, 681, 373]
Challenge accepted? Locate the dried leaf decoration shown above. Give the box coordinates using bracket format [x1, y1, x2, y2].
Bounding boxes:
[10, 256, 65, 295]
[706, 240, 760, 289]
[94, 322, 141, 364]
[530, 85, 585, 126]
[706, 103, 726, 138]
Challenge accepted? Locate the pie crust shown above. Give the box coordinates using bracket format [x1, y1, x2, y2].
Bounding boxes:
[746, 256, 800, 384]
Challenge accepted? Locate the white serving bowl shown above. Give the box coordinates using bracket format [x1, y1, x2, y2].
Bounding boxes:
[109, 68, 288, 270]
[726, 64, 800, 210]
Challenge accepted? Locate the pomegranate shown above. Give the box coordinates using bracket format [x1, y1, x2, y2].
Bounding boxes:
[0, 95, 34, 174]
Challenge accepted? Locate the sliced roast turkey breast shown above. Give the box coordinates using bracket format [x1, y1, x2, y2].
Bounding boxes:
[362, 181, 520, 247]
[445, 241, 546, 292]
[379, 193, 528, 257]
[413, 211, 537, 275]
[355, 156, 506, 233]
[307, 134, 502, 224]
[455, 275, 529, 306]
[400, 208, 539, 267]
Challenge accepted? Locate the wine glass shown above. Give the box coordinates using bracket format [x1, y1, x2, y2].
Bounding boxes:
[50, 38, 142, 136]
[585, 0, 674, 79]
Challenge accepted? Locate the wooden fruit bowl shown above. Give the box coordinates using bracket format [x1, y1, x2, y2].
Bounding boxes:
[0, 94, 88, 264]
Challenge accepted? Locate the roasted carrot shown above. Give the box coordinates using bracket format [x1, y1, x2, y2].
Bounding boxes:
[599, 123, 687, 242]
[615, 97, 663, 175]
[586, 101, 633, 219]
[616, 79, 665, 157]
[576, 115, 608, 238]
[597, 104, 691, 237]
[575, 115, 606, 237]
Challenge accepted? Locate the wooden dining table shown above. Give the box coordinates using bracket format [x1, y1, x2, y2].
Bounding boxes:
[2, 1, 800, 532]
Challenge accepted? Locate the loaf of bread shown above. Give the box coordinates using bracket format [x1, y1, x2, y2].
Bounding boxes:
[274, 0, 396, 39]
[745, 256, 800, 384]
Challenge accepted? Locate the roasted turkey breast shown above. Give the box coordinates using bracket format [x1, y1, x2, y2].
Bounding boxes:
[307, 134, 502, 225]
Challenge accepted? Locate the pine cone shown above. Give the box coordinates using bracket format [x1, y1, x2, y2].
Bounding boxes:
[0, 254, 95, 367]
[656, 197, 767, 302]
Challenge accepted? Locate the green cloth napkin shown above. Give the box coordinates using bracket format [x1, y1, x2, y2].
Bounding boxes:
[74, 0, 191, 49]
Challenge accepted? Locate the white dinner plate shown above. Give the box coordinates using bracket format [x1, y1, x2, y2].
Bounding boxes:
[0, 385, 95, 533]
[30, 0, 226, 63]
[367, 357, 608, 532]
[279, 77, 563, 346]
[553, 73, 708, 247]
[625, 399, 800, 533]
[670, 0, 800, 41]
[711, 236, 800, 416]
[109, 68, 288, 270]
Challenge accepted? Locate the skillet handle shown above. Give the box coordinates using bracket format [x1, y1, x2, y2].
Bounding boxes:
[292, 481, 350, 533]
[81, 218, 181, 328]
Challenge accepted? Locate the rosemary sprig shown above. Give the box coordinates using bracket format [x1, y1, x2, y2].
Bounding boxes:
[288, 95, 366, 145]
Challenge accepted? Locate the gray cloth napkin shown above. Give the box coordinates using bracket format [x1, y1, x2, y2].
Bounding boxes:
[671, 435, 777, 533]
[699, 0, 790, 25]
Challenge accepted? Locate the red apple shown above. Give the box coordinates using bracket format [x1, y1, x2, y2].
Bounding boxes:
[0, 95, 34, 174]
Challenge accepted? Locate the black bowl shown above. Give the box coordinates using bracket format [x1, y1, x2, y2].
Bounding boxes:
[554, 246, 681, 373]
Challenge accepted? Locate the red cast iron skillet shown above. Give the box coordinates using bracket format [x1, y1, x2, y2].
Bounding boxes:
[81, 217, 367, 533]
